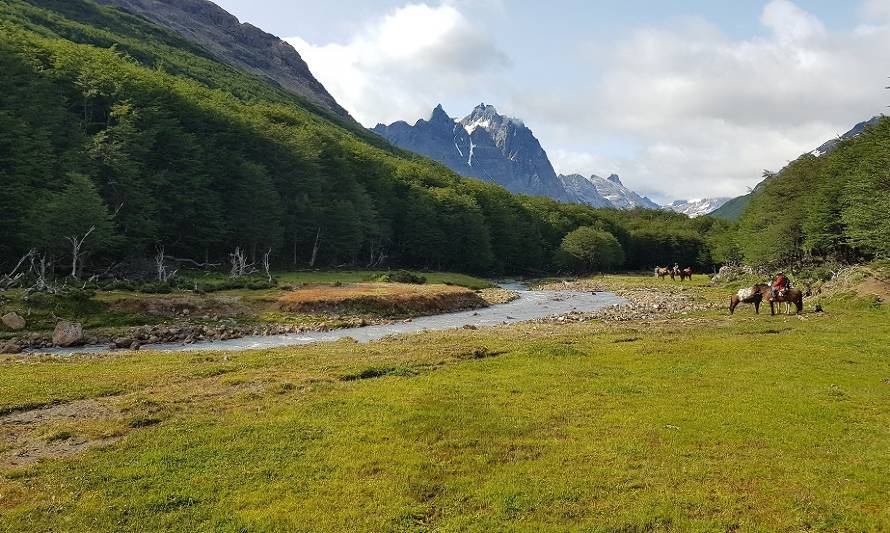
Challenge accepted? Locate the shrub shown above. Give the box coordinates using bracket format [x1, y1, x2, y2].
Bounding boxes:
[375, 270, 427, 284]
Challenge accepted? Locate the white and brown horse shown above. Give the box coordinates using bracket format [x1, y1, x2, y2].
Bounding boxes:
[655, 267, 672, 279]
[729, 284, 803, 316]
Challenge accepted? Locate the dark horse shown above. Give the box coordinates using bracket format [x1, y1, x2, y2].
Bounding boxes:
[729, 284, 803, 316]
[729, 286, 763, 314]
[679, 267, 693, 281]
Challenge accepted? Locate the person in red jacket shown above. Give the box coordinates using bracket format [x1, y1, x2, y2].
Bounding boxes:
[771, 272, 789, 301]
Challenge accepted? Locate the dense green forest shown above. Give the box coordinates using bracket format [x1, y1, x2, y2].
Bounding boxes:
[732, 116, 890, 266]
[0, 0, 732, 278]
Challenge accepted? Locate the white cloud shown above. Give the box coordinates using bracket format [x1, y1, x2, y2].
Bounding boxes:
[286, 4, 509, 126]
[288, 1, 889, 202]
[863, 0, 890, 19]
[526, 1, 890, 201]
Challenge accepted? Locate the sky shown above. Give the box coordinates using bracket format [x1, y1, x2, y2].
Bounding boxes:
[213, 0, 890, 203]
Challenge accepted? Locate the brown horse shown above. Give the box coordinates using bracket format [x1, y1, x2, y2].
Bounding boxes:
[679, 267, 693, 281]
[655, 267, 672, 279]
[729, 284, 803, 316]
[765, 285, 804, 316]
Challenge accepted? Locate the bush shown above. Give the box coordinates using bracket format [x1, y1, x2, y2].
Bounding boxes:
[375, 270, 427, 284]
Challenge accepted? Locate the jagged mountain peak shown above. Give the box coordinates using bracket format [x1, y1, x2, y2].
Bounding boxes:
[459, 103, 524, 135]
[558, 173, 659, 210]
[373, 103, 656, 209]
[429, 104, 452, 124]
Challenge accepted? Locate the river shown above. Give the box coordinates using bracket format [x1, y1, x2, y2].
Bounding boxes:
[35, 283, 624, 355]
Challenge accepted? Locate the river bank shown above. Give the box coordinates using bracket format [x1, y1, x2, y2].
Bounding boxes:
[0, 271, 507, 354]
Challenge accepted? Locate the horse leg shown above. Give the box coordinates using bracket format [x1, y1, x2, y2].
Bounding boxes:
[755, 299, 761, 314]
[770, 301, 775, 316]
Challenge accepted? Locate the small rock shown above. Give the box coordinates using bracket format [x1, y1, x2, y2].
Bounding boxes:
[1, 312, 26, 331]
[130, 342, 141, 351]
[114, 337, 134, 349]
[0, 341, 22, 354]
[462, 324, 478, 330]
[52, 321, 84, 347]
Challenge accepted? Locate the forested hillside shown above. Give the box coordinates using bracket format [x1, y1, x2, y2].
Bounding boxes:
[734, 116, 889, 265]
[0, 0, 727, 277]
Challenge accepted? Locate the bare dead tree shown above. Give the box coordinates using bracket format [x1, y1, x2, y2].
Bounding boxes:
[65, 225, 95, 279]
[309, 229, 321, 268]
[229, 247, 255, 278]
[367, 239, 387, 268]
[1, 249, 36, 289]
[154, 246, 178, 283]
[262, 248, 273, 283]
[27, 252, 54, 294]
[167, 256, 221, 269]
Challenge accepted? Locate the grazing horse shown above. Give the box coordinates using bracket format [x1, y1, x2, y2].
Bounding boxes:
[655, 267, 672, 279]
[730, 284, 803, 316]
[679, 267, 693, 281]
[729, 286, 763, 314]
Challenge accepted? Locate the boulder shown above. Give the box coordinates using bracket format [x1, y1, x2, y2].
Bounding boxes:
[0, 341, 22, 354]
[1, 312, 26, 331]
[53, 321, 84, 347]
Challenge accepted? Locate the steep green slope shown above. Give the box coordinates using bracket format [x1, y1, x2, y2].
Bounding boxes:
[735, 116, 890, 265]
[709, 193, 751, 221]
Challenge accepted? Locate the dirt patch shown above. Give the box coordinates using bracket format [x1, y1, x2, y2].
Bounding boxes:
[477, 287, 520, 305]
[812, 265, 890, 303]
[278, 283, 486, 316]
[0, 400, 124, 469]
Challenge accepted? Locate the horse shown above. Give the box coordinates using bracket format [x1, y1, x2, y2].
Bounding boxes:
[679, 267, 693, 281]
[765, 284, 803, 316]
[729, 284, 803, 316]
[729, 285, 763, 314]
[655, 267, 672, 279]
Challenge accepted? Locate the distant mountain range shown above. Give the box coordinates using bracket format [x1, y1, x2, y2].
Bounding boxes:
[559, 173, 659, 209]
[662, 198, 731, 218]
[373, 104, 658, 210]
[711, 116, 883, 220]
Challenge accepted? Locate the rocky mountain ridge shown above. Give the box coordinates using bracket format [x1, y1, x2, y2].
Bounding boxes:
[95, 0, 354, 121]
[374, 104, 657, 209]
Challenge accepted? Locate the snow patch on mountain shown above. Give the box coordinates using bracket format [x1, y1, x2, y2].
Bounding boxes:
[559, 174, 659, 210]
[662, 197, 731, 217]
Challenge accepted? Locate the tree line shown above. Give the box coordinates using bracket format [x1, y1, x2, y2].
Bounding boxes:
[725, 116, 889, 267]
[0, 0, 733, 280]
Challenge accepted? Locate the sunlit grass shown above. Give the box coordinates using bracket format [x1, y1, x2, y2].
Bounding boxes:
[1, 276, 888, 530]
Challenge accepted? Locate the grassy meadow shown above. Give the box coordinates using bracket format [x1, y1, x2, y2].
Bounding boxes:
[1, 274, 889, 531]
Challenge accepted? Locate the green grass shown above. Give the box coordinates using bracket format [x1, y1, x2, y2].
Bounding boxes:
[273, 270, 495, 290]
[1, 276, 889, 531]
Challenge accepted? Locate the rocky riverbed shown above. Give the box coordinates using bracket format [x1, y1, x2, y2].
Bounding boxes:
[532, 280, 716, 323]
[2, 287, 520, 354]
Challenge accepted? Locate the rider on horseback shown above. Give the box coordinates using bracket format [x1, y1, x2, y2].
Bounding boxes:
[771, 272, 790, 301]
